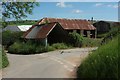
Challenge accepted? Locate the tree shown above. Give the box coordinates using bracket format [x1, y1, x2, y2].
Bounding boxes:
[69, 32, 84, 47]
[2, 2, 39, 21]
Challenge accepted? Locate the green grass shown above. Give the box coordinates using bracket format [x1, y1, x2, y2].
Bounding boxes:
[82, 37, 102, 47]
[0, 48, 9, 69]
[77, 35, 119, 79]
[51, 43, 69, 49]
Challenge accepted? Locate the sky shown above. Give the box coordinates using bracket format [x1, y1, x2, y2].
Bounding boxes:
[14, 2, 119, 21]
[24, 2, 119, 21]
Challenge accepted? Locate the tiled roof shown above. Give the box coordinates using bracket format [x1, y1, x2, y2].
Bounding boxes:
[38, 18, 96, 30]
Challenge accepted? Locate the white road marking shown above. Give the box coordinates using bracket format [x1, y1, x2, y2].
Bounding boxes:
[63, 65, 73, 72]
[51, 56, 76, 67]
[49, 57, 73, 72]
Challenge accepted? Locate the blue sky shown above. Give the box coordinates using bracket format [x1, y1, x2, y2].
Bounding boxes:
[24, 2, 119, 21]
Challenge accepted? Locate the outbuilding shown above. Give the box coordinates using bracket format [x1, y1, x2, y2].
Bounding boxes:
[23, 17, 96, 46]
[93, 21, 111, 34]
[3, 25, 32, 32]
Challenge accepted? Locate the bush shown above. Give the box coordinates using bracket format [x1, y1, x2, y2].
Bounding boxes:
[0, 48, 9, 68]
[77, 35, 119, 79]
[8, 41, 70, 54]
[82, 37, 101, 47]
[69, 32, 83, 47]
[36, 45, 55, 53]
[8, 41, 36, 54]
[101, 27, 119, 45]
[51, 43, 68, 49]
[2, 31, 23, 48]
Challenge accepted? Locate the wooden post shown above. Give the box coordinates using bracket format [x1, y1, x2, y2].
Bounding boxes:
[95, 30, 97, 38]
[87, 31, 91, 38]
[45, 38, 47, 47]
[73, 30, 77, 33]
[80, 30, 84, 36]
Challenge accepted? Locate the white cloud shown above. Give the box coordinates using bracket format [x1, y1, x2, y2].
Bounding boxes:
[113, 5, 118, 8]
[95, 3, 103, 7]
[72, 9, 83, 14]
[107, 4, 112, 7]
[56, 2, 72, 8]
[107, 4, 119, 8]
[94, 3, 119, 9]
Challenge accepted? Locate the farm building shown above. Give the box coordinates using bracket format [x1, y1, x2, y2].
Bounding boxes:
[23, 18, 96, 46]
[93, 21, 111, 34]
[3, 25, 32, 32]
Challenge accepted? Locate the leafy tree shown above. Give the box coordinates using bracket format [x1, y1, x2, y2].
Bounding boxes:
[2, 31, 23, 48]
[2, 2, 39, 27]
[2, 2, 39, 20]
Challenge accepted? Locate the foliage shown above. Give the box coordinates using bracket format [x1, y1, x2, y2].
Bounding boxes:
[97, 33, 108, 38]
[8, 41, 70, 54]
[77, 35, 119, 79]
[36, 44, 55, 53]
[2, 31, 23, 48]
[0, 48, 9, 69]
[7, 20, 38, 25]
[51, 43, 68, 49]
[2, 2, 39, 20]
[8, 41, 36, 54]
[82, 37, 102, 47]
[101, 27, 119, 45]
[2, 22, 8, 28]
[69, 32, 83, 47]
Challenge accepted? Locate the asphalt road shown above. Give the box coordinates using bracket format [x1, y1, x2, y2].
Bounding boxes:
[2, 47, 97, 78]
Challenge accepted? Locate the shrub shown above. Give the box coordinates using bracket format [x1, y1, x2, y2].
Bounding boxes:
[101, 27, 119, 45]
[8, 41, 70, 54]
[36, 45, 48, 53]
[0, 48, 9, 68]
[82, 37, 102, 47]
[77, 35, 119, 79]
[8, 41, 36, 54]
[69, 32, 83, 47]
[46, 45, 55, 51]
[2, 31, 23, 48]
[51, 43, 68, 49]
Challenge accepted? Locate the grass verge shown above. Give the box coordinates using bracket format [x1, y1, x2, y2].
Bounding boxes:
[77, 35, 119, 79]
[0, 48, 9, 69]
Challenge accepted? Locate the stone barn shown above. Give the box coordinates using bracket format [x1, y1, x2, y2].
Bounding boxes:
[22, 17, 96, 46]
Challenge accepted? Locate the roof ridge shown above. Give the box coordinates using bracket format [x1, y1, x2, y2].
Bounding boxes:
[42, 17, 86, 21]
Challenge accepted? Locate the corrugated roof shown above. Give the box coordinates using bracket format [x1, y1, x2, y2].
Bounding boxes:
[3, 25, 32, 32]
[38, 18, 96, 30]
[22, 25, 36, 38]
[23, 23, 57, 39]
[23, 18, 96, 39]
[3, 26, 21, 32]
[36, 23, 57, 38]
